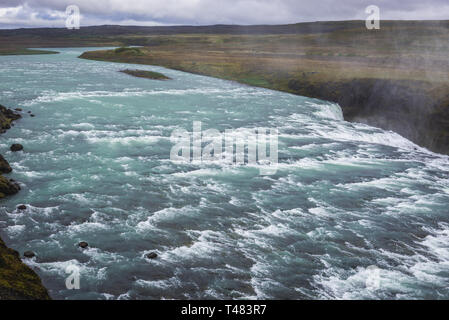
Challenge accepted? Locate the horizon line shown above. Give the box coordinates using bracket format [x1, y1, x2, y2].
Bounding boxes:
[1, 19, 448, 31]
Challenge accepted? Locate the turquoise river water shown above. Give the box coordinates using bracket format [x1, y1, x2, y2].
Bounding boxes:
[1, 48, 449, 299]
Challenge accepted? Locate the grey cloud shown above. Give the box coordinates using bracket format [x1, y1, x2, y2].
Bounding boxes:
[0, 0, 448, 29]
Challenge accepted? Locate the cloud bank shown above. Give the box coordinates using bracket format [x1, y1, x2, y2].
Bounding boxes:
[0, 0, 448, 29]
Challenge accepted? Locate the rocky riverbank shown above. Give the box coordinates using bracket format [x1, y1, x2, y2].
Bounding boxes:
[0, 104, 50, 300]
[0, 105, 22, 198]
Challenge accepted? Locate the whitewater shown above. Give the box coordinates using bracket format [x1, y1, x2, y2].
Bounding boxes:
[0, 48, 448, 299]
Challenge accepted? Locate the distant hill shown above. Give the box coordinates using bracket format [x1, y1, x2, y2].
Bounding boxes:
[1, 20, 448, 38]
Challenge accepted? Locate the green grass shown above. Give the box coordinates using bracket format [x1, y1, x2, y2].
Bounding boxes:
[114, 47, 144, 55]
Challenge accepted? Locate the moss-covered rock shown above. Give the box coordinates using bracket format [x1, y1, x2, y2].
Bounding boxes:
[0, 155, 12, 174]
[0, 238, 50, 300]
[0, 175, 20, 198]
[0, 104, 21, 130]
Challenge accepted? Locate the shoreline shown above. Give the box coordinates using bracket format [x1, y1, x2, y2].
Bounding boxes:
[0, 104, 51, 300]
[79, 48, 449, 155]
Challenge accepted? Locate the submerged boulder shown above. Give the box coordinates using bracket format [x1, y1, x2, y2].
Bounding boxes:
[10, 144, 23, 152]
[17, 204, 27, 210]
[0, 155, 12, 173]
[146, 252, 158, 259]
[23, 251, 35, 258]
[78, 241, 88, 249]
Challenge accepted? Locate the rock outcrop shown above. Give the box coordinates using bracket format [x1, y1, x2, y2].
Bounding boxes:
[0, 155, 12, 174]
[0, 238, 50, 300]
[0, 104, 21, 131]
[0, 175, 20, 198]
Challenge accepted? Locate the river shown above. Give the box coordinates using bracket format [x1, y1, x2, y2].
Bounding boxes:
[1, 48, 448, 299]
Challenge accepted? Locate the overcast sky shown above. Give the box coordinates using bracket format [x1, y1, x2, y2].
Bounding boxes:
[0, 0, 448, 29]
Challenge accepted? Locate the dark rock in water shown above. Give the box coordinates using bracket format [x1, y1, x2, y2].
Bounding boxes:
[0, 176, 20, 198]
[10, 144, 23, 152]
[15, 108, 22, 112]
[17, 204, 27, 210]
[30, 114, 35, 117]
[0, 154, 12, 173]
[23, 251, 35, 258]
[27, 111, 32, 114]
[146, 252, 158, 259]
[78, 241, 89, 249]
